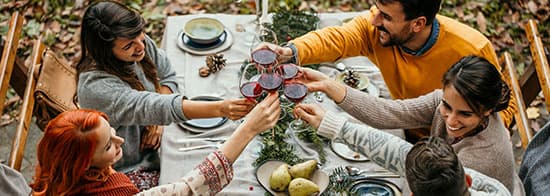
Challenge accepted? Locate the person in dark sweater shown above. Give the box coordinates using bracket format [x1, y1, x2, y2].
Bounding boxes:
[31, 92, 280, 196]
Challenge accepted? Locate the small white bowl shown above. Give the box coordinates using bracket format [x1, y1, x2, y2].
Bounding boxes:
[184, 17, 224, 44]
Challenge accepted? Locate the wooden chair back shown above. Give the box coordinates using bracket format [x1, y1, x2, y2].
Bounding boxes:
[0, 12, 24, 114]
[2, 12, 78, 170]
[524, 19, 550, 112]
[8, 35, 45, 170]
[500, 52, 533, 149]
[0, 12, 28, 171]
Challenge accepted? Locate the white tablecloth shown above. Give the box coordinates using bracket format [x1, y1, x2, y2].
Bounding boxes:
[159, 12, 408, 195]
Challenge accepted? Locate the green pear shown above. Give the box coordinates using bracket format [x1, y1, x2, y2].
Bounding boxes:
[289, 159, 317, 179]
[288, 178, 320, 196]
[269, 164, 292, 192]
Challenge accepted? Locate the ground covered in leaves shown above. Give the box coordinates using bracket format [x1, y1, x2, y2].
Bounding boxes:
[0, 0, 548, 129]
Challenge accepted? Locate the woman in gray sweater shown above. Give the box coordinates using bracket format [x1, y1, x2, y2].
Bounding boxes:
[295, 56, 523, 194]
[76, 1, 255, 190]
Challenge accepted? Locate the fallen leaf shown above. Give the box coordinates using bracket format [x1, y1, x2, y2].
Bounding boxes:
[456, 6, 464, 18]
[50, 20, 61, 33]
[526, 107, 540, 119]
[476, 11, 487, 33]
[339, 3, 352, 12]
[526, 1, 538, 14]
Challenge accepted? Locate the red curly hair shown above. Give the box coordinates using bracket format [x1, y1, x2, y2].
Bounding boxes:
[31, 109, 108, 196]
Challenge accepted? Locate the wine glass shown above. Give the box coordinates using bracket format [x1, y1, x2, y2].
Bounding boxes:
[249, 26, 278, 54]
[251, 45, 282, 93]
[239, 63, 263, 101]
[283, 68, 310, 131]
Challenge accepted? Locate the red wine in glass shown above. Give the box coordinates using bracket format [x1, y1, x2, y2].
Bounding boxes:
[251, 48, 277, 66]
[240, 81, 263, 100]
[258, 73, 283, 92]
[278, 63, 299, 80]
[283, 83, 308, 103]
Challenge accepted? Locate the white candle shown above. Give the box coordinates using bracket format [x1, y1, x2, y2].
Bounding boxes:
[260, 0, 269, 24]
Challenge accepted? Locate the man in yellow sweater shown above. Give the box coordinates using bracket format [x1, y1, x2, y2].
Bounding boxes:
[276, 0, 516, 141]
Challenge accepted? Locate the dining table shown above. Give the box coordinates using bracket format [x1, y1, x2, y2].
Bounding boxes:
[159, 12, 410, 195]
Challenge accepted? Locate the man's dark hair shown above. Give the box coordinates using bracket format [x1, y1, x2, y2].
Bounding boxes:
[406, 136, 469, 196]
[378, 0, 442, 25]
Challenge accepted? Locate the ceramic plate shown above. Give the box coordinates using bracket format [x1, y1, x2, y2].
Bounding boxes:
[335, 72, 380, 97]
[178, 96, 228, 133]
[331, 139, 369, 162]
[349, 178, 402, 196]
[256, 160, 329, 196]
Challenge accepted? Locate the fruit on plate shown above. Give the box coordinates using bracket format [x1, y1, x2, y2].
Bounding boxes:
[289, 159, 317, 179]
[269, 164, 292, 191]
[288, 178, 320, 196]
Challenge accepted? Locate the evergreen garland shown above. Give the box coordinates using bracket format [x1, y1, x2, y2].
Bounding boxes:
[240, 7, 338, 193]
[266, 8, 319, 45]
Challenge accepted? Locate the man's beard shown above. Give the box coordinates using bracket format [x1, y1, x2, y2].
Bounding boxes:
[376, 26, 414, 47]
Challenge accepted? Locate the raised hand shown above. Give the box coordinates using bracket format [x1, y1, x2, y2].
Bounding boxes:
[294, 103, 326, 129]
[296, 68, 347, 103]
[221, 98, 256, 120]
[241, 92, 281, 134]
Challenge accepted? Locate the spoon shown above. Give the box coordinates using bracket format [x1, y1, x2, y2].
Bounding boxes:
[345, 166, 400, 178]
[335, 62, 346, 71]
[320, 62, 346, 71]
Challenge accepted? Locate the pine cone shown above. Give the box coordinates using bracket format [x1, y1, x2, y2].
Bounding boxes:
[205, 53, 226, 73]
[343, 69, 360, 88]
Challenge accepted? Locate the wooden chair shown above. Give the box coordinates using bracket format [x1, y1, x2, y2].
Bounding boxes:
[0, 12, 24, 114]
[2, 12, 78, 170]
[500, 52, 533, 149]
[524, 19, 550, 112]
[0, 12, 26, 170]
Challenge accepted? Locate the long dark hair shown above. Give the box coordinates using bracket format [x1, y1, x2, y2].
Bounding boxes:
[77, 1, 160, 93]
[442, 55, 510, 117]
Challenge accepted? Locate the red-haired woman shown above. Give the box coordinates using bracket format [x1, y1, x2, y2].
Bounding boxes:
[31, 93, 280, 196]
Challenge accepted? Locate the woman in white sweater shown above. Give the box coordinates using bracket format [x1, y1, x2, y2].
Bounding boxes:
[295, 56, 523, 194]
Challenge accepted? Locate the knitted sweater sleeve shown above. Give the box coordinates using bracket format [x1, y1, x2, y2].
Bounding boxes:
[144, 35, 180, 94]
[290, 12, 375, 65]
[136, 151, 233, 196]
[77, 71, 188, 125]
[317, 119, 511, 195]
[338, 87, 441, 129]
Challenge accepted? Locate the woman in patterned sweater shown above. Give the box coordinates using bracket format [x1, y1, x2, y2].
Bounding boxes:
[31, 93, 280, 196]
[295, 56, 523, 194]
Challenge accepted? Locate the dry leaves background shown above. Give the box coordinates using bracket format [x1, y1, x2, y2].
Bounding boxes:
[0, 0, 548, 128]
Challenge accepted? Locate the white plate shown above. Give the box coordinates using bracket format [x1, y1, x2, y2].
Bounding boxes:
[335, 72, 380, 97]
[256, 160, 329, 196]
[331, 139, 369, 162]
